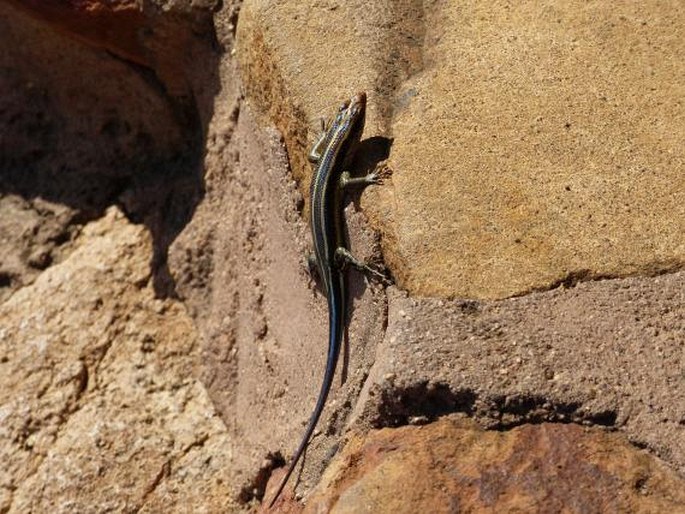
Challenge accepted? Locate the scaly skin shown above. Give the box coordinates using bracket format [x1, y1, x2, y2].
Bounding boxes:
[269, 92, 374, 508]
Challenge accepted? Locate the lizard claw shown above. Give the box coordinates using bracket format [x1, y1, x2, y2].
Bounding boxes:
[368, 163, 393, 185]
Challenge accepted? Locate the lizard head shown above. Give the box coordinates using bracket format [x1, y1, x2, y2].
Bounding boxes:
[333, 92, 366, 167]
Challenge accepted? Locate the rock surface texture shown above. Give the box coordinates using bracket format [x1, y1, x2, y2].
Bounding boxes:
[303, 418, 685, 514]
[0, 208, 237, 512]
[1, 0, 684, 513]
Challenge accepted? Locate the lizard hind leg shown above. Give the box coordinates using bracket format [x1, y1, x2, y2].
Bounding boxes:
[334, 247, 391, 284]
[339, 163, 393, 189]
[307, 254, 320, 280]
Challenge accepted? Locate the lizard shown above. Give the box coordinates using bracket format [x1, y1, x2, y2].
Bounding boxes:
[269, 91, 387, 507]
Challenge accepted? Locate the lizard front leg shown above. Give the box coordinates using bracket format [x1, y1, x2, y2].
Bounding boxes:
[308, 118, 330, 163]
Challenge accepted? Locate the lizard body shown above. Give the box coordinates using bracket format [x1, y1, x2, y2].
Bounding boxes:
[269, 92, 382, 507]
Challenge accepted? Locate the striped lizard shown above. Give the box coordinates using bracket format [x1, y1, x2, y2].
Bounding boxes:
[269, 91, 387, 507]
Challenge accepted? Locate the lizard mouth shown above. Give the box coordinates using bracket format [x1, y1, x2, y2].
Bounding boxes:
[352, 91, 366, 107]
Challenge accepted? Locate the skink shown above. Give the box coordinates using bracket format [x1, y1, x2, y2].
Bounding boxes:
[269, 91, 384, 507]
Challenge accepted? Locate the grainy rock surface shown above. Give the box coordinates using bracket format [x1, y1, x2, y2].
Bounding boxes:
[357, 282, 685, 474]
[302, 418, 685, 514]
[383, 1, 685, 299]
[0, 195, 80, 303]
[238, 0, 685, 299]
[169, 99, 388, 502]
[0, 208, 237, 513]
[1, 0, 684, 513]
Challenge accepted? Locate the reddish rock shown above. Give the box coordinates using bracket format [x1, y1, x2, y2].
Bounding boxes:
[3, 0, 220, 97]
[300, 418, 685, 514]
[5, 0, 151, 66]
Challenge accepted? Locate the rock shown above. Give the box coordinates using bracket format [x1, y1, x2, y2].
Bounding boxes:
[0, 195, 78, 302]
[0, 0, 219, 296]
[169, 99, 389, 501]
[3, 0, 220, 97]
[348, 281, 685, 478]
[2, 0, 684, 512]
[302, 418, 685, 513]
[0, 208, 237, 513]
[236, 0, 685, 300]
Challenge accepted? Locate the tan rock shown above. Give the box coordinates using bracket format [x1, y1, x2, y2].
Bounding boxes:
[383, 1, 685, 299]
[301, 418, 685, 514]
[236, 0, 416, 213]
[0, 208, 237, 513]
[236, 0, 685, 299]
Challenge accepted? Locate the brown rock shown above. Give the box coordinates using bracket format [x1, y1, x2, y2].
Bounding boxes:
[4, 0, 220, 97]
[2, 0, 685, 512]
[0, 0, 222, 294]
[0, 208, 237, 512]
[5, 0, 154, 68]
[0, 0, 188, 211]
[169, 98, 388, 501]
[236, 0, 685, 300]
[0, 195, 78, 302]
[302, 418, 685, 514]
[351, 281, 685, 478]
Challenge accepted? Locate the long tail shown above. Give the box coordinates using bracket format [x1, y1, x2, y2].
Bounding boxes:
[268, 305, 342, 507]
